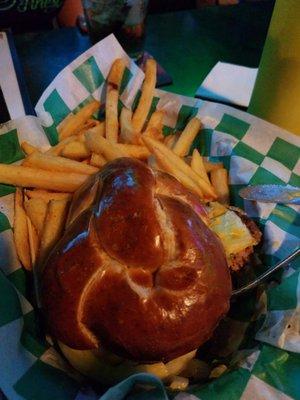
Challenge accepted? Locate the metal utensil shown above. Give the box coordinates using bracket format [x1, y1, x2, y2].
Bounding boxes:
[239, 184, 300, 205]
[232, 247, 300, 297]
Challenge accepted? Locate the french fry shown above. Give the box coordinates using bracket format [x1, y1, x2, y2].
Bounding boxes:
[145, 110, 164, 137]
[90, 153, 107, 168]
[105, 88, 119, 143]
[203, 160, 224, 173]
[76, 118, 100, 135]
[38, 199, 69, 264]
[26, 216, 39, 266]
[120, 107, 140, 144]
[85, 118, 100, 126]
[207, 201, 228, 219]
[105, 58, 128, 143]
[57, 113, 75, 134]
[87, 122, 105, 137]
[76, 133, 86, 143]
[25, 189, 72, 202]
[0, 164, 87, 192]
[191, 149, 210, 184]
[46, 135, 78, 156]
[14, 188, 31, 270]
[23, 151, 98, 175]
[21, 141, 39, 155]
[153, 147, 203, 198]
[85, 131, 126, 161]
[210, 168, 230, 205]
[173, 117, 201, 157]
[132, 59, 157, 133]
[115, 144, 150, 159]
[144, 127, 164, 141]
[147, 154, 160, 171]
[59, 100, 100, 141]
[61, 141, 91, 160]
[108, 58, 128, 88]
[24, 197, 48, 236]
[164, 133, 179, 149]
[142, 136, 217, 199]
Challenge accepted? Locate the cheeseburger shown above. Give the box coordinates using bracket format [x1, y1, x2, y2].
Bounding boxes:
[41, 158, 261, 385]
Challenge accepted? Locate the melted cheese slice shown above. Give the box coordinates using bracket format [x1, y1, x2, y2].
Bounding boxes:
[210, 210, 255, 256]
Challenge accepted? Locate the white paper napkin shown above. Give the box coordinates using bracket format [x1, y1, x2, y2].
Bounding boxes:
[196, 62, 258, 108]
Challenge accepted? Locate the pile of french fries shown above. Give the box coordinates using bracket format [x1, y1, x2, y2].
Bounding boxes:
[0, 58, 229, 271]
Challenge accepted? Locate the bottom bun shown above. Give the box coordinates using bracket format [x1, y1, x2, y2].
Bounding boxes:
[58, 341, 196, 385]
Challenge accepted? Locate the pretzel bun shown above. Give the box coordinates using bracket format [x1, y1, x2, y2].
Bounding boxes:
[41, 158, 231, 362]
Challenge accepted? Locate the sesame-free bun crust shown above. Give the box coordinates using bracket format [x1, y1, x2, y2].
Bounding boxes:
[42, 158, 231, 362]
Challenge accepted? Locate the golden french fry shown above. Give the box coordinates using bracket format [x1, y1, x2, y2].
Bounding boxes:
[132, 59, 157, 133]
[59, 100, 100, 141]
[26, 216, 39, 266]
[57, 113, 95, 137]
[24, 197, 48, 236]
[23, 151, 98, 175]
[115, 144, 150, 159]
[14, 188, 31, 270]
[85, 118, 100, 126]
[144, 127, 164, 141]
[0, 163, 87, 192]
[203, 161, 224, 173]
[38, 199, 69, 264]
[57, 113, 75, 134]
[173, 117, 201, 157]
[169, 377, 189, 391]
[147, 154, 160, 171]
[108, 58, 128, 88]
[25, 189, 72, 203]
[191, 149, 210, 184]
[105, 88, 119, 143]
[85, 131, 126, 161]
[46, 135, 78, 156]
[210, 168, 230, 205]
[90, 153, 107, 168]
[120, 107, 140, 144]
[142, 136, 217, 199]
[209, 364, 228, 379]
[76, 133, 86, 143]
[61, 141, 91, 160]
[153, 147, 203, 198]
[76, 118, 100, 135]
[21, 141, 39, 155]
[145, 110, 164, 136]
[164, 133, 180, 149]
[87, 122, 105, 137]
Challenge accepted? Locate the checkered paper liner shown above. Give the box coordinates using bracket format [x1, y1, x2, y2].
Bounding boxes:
[0, 35, 299, 400]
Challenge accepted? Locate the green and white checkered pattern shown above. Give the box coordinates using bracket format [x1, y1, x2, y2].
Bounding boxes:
[0, 34, 299, 400]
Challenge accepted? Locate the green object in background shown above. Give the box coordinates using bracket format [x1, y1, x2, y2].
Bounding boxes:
[145, 3, 274, 98]
[248, 0, 300, 136]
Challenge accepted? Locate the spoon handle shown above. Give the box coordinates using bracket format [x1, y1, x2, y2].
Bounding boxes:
[232, 247, 300, 297]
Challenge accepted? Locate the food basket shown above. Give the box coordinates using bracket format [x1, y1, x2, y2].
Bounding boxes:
[0, 35, 299, 400]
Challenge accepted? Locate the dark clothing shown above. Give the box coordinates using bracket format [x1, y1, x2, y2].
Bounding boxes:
[0, 0, 64, 32]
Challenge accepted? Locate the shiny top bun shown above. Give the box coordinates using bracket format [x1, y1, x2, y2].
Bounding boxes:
[41, 158, 232, 362]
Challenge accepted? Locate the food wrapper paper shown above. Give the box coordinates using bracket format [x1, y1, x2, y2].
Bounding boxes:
[0, 35, 299, 400]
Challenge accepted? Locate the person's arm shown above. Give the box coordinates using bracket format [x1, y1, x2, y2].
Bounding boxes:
[58, 0, 83, 27]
